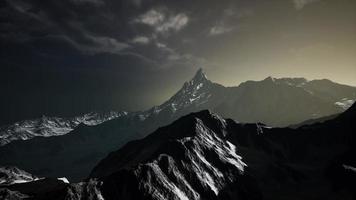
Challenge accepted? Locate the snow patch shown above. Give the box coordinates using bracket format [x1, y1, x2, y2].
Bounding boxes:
[335, 98, 355, 110]
[57, 177, 70, 183]
[139, 162, 191, 200]
[225, 141, 247, 171]
[343, 164, 356, 173]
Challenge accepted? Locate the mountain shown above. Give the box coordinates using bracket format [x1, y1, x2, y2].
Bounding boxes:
[0, 166, 38, 185]
[0, 69, 355, 183]
[288, 113, 339, 128]
[0, 111, 127, 146]
[1, 103, 355, 200]
[0, 177, 101, 200]
[0, 166, 76, 200]
[218, 76, 355, 126]
[3, 69, 354, 147]
[0, 177, 72, 200]
[137, 69, 356, 127]
[90, 110, 254, 200]
[87, 104, 355, 200]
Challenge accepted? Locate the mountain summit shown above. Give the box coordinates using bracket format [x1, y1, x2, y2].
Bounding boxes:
[191, 68, 208, 83]
[145, 68, 225, 120]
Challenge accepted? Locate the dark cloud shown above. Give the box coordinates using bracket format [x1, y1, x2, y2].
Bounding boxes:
[1, 0, 255, 63]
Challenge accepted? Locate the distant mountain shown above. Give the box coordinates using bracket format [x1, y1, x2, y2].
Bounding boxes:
[0, 111, 127, 146]
[1, 103, 355, 200]
[139, 69, 356, 127]
[289, 113, 339, 128]
[0, 69, 355, 182]
[219, 77, 355, 126]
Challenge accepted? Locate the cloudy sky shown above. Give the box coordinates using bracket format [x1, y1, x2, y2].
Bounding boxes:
[1, 0, 355, 123]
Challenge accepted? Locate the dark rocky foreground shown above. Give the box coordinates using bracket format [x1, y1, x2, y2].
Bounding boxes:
[1, 103, 355, 200]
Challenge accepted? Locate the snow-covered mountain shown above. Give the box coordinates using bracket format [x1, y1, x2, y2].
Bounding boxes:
[1, 102, 355, 200]
[0, 111, 127, 146]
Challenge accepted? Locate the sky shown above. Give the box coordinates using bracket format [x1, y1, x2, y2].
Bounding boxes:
[0, 0, 355, 124]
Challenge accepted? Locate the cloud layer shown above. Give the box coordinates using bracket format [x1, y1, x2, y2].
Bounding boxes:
[135, 9, 189, 34]
[293, 0, 320, 10]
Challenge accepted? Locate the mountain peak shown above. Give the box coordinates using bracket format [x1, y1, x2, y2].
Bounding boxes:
[191, 68, 208, 83]
[180, 67, 209, 90]
[263, 76, 275, 82]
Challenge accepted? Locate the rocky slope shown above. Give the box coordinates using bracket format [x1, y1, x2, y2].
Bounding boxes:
[88, 104, 355, 200]
[90, 110, 253, 200]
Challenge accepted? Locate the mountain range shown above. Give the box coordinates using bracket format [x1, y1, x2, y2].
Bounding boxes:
[0, 69, 355, 182]
[0, 111, 126, 146]
[144, 69, 356, 127]
[1, 101, 355, 200]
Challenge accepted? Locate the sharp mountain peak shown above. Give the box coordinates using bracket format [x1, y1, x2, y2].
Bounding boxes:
[190, 68, 208, 83]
